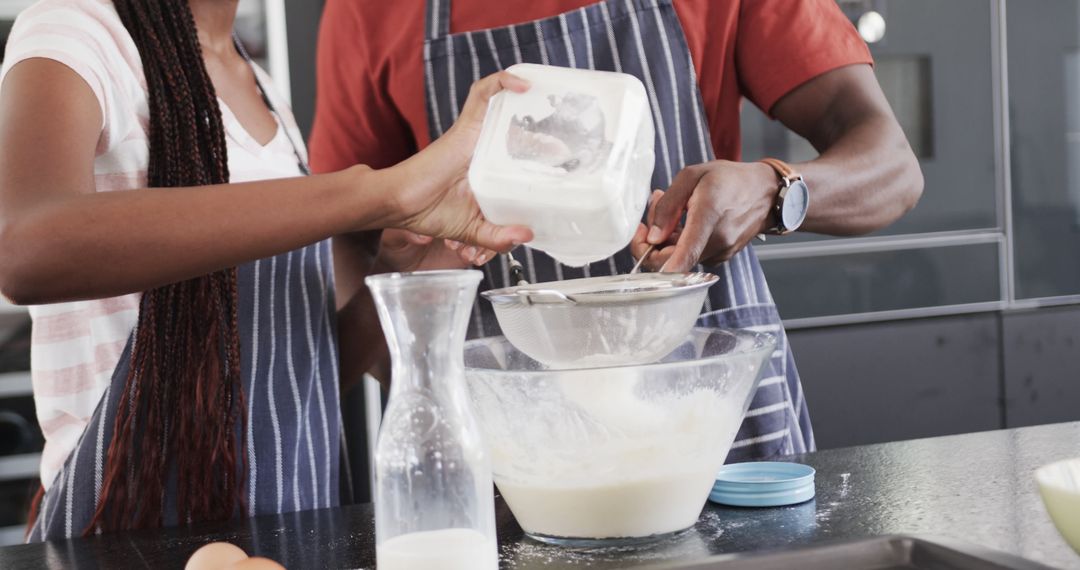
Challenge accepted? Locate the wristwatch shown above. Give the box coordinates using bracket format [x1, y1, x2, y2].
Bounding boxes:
[760, 158, 810, 235]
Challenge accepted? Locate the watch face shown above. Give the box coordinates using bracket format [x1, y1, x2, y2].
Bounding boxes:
[781, 180, 810, 231]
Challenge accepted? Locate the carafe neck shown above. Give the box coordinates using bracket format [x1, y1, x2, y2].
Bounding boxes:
[366, 270, 483, 401]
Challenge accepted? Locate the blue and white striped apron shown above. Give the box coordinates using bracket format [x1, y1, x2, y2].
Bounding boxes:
[424, 0, 814, 460]
[26, 241, 342, 540]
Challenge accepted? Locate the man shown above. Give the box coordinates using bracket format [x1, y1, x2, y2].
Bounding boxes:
[309, 0, 923, 461]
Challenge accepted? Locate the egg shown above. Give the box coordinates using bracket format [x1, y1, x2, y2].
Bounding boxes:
[226, 557, 287, 570]
[185, 542, 249, 570]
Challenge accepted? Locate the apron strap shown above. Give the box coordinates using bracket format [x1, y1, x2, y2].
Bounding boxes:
[425, 0, 452, 40]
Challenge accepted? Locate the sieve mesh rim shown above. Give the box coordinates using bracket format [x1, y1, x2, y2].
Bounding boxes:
[482, 272, 718, 306]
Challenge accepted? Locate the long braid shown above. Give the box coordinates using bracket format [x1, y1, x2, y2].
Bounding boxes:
[86, 0, 246, 533]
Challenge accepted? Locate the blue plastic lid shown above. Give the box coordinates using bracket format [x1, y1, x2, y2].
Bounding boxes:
[709, 461, 816, 507]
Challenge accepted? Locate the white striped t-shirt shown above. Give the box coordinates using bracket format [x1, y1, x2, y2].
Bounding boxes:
[0, 0, 308, 490]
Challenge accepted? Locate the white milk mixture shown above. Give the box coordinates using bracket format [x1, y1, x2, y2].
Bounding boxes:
[497, 469, 718, 539]
[376, 528, 497, 570]
[486, 369, 744, 539]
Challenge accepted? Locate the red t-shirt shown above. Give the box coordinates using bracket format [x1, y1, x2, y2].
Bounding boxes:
[308, 0, 872, 173]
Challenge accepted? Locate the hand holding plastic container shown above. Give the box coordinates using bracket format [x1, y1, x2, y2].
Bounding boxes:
[468, 63, 656, 267]
[367, 270, 497, 570]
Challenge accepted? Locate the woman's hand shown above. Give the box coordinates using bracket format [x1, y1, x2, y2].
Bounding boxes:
[629, 161, 775, 272]
[386, 71, 533, 253]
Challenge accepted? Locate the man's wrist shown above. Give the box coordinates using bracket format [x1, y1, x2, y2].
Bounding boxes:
[757, 158, 811, 235]
[749, 161, 781, 234]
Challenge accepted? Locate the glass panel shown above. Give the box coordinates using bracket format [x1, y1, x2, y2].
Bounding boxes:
[762, 243, 1001, 320]
[875, 56, 933, 159]
[740, 0, 998, 241]
[1007, 1, 1080, 299]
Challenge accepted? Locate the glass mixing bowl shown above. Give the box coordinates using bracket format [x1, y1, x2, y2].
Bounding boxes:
[463, 327, 776, 546]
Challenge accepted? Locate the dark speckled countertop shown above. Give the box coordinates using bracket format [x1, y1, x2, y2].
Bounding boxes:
[1, 422, 1079, 569]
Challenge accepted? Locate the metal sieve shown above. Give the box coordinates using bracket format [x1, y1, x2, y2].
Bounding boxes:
[481, 272, 717, 369]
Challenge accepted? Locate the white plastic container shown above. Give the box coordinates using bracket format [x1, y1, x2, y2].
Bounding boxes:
[468, 63, 655, 267]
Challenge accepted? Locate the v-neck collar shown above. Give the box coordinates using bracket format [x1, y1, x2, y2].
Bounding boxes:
[217, 95, 284, 153]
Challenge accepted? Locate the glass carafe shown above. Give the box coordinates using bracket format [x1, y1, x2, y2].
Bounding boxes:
[366, 270, 497, 570]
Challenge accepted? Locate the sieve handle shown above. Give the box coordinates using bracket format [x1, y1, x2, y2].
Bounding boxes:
[505, 250, 530, 286]
[630, 244, 655, 274]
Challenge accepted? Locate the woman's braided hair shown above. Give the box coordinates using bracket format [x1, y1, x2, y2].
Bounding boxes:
[86, 0, 245, 533]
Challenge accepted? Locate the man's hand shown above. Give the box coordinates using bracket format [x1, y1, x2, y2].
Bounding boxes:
[630, 161, 777, 272]
[374, 229, 495, 274]
[632, 65, 924, 273]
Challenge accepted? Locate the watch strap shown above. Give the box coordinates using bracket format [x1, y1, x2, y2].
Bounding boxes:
[760, 158, 802, 235]
[759, 157, 802, 183]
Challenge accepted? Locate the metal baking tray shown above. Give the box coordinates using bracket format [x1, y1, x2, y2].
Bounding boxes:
[647, 535, 1056, 570]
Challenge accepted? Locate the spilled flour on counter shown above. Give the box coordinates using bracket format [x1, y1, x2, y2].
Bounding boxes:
[815, 472, 853, 524]
[499, 530, 711, 568]
[838, 472, 852, 497]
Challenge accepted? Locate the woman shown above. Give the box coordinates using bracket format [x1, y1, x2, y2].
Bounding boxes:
[0, 0, 529, 540]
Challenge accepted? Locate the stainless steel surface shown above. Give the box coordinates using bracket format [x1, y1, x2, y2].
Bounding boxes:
[782, 295, 1080, 330]
[1008, 294, 1080, 311]
[992, 0, 1016, 304]
[753, 229, 1003, 261]
[782, 300, 1006, 330]
[651, 535, 1054, 570]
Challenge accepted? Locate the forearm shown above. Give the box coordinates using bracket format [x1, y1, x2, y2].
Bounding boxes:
[795, 114, 923, 236]
[0, 166, 398, 304]
[336, 282, 389, 392]
[333, 230, 388, 390]
[334, 230, 468, 391]
[334, 241, 426, 390]
[768, 65, 924, 237]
